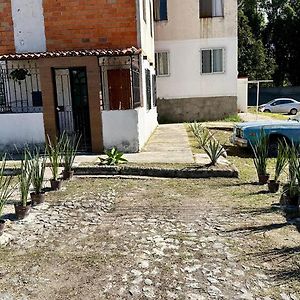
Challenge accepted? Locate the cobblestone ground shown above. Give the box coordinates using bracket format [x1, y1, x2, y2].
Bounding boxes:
[0, 177, 299, 300]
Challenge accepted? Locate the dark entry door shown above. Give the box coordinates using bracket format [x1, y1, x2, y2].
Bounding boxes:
[107, 69, 131, 110]
[54, 67, 91, 151]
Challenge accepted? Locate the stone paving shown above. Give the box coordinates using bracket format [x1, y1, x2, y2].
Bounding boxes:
[0, 178, 299, 300]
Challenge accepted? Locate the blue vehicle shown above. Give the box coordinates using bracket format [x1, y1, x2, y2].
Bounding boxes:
[231, 115, 300, 155]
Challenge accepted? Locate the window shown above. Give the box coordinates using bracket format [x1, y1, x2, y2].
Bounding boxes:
[143, 0, 147, 22]
[0, 75, 6, 106]
[200, 0, 224, 18]
[201, 48, 224, 74]
[155, 52, 170, 76]
[132, 69, 141, 108]
[154, 0, 168, 21]
[149, 0, 153, 37]
[152, 74, 157, 107]
[145, 69, 152, 110]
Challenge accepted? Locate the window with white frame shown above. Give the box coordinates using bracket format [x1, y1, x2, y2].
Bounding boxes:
[200, 0, 224, 18]
[201, 48, 224, 74]
[155, 52, 170, 76]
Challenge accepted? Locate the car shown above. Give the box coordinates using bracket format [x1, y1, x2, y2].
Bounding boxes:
[259, 98, 300, 115]
[230, 114, 300, 156]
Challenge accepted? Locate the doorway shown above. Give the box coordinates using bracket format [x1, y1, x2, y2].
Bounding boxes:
[54, 67, 91, 151]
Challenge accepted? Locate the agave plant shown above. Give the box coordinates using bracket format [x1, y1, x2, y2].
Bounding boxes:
[203, 138, 225, 166]
[0, 155, 14, 217]
[250, 129, 269, 183]
[189, 122, 213, 148]
[62, 133, 80, 173]
[18, 150, 33, 207]
[46, 135, 64, 181]
[99, 148, 128, 165]
[30, 149, 46, 195]
[273, 141, 289, 182]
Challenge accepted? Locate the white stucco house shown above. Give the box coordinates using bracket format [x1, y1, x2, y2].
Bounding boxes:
[154, 0, 238, 122]
[0, 0, 158, 153]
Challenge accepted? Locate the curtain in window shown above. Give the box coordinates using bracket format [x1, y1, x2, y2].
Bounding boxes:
[213, 49, 223, 72]
[200, 0, 212, 18]
[212, 0, 224, 17]
[156, 52, 169, 75]
[154, 0, 167, 21]
[202, 50, 212, 73]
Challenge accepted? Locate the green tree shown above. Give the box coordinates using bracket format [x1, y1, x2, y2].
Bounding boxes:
[238, 8, 275, 80]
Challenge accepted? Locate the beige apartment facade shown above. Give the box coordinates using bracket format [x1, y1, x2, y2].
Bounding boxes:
[154, 0, 238, 122]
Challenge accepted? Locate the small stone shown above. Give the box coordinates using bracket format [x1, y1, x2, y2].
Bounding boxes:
[144, 278, 153, 285]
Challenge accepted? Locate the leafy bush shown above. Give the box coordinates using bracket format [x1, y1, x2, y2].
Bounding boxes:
[99, 148, 128, 165]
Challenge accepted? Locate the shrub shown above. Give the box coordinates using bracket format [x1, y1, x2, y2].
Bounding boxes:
[203, 139, 225, 166]
[99, 148, 128, 166]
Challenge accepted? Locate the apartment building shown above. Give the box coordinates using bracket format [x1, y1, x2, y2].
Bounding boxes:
[0, 0, 158, 152]
[154, 0, 238, 122]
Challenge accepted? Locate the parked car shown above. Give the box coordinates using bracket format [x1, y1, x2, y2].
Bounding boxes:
[259, 98, 300, 115]
[230, 114, 300, 156]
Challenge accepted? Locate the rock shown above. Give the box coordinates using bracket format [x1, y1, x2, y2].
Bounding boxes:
[144, 278, 153, 285]
[140, 260, 149, 269]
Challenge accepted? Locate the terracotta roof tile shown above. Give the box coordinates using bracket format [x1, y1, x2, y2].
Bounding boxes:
[0, 47, 141, 61]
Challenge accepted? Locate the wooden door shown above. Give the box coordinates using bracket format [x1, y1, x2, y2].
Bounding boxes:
[107, 69, 131, 110]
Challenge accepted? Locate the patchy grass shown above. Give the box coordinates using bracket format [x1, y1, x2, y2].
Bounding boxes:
[248, 106, 289, 120]
[219, 114, 243, 122]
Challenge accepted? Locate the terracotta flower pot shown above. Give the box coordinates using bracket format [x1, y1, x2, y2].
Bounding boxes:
[14, 203, 31, 220]
[268, 180, 280, 193]
[0, 220, 5, 236]
[258, 174, 270, 185]
[62, 170, 74, 180]
[30, 192, 46, 206]
[50, 179, 62, 191]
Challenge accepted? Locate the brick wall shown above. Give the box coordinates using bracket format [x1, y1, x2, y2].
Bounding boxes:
[43, 0, 138, 51]
[0, 0, 15, 54]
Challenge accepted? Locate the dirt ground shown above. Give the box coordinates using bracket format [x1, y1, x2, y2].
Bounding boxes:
[0, 174, 299, 300]
[0, 129, 300, 300]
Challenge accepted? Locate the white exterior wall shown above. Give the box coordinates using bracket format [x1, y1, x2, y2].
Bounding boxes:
[137, 0, 155, 62]
[0, 113, 45, 151]
[155, 37, 237, 98]
[237, 78, 248, 113]
[101, 58, 158, 153]
[102, 110, 139, 153]
[155, 0, 238, 100]
[11, 0, 46, 53]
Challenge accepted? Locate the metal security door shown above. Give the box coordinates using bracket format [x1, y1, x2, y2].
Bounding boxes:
[54, 68, 91, 151]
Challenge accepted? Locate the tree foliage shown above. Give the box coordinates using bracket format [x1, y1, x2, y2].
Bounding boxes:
[238, 0, 300, 86]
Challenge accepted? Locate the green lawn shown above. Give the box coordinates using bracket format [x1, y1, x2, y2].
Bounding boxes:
[248, 106, 289, 120]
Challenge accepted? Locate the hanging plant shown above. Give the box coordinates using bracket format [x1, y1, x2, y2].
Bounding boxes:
[10, 68, 30, 82]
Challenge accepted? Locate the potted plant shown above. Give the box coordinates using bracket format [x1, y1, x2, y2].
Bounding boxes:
[30, 150, 46, 206]
[251, 130, 269, 184]
[62, 133, 80, 180]
[0, 156, 14, 236]
[14, 151, 32, 220]
[46, 135, 63, 191]
[280, 144, 300, 206]
[268, 141, 289, 193]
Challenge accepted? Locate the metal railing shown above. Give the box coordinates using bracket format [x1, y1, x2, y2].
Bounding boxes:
[0, 62, 43, 114]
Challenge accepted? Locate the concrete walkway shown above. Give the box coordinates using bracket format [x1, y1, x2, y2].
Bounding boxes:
[124, 124, 194, 164]
[71, 124, 194, 165]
